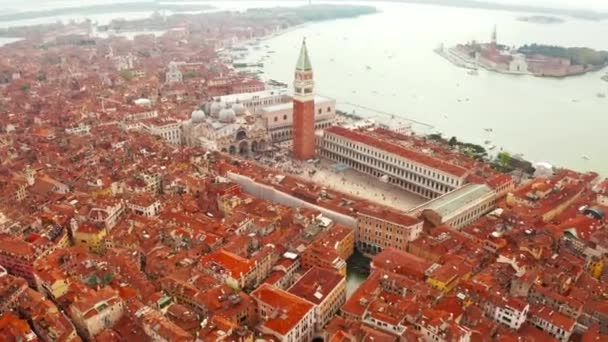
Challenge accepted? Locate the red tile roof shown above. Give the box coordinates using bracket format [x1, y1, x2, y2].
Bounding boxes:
[325, 126, 468, 177]
[251, 284, 314, 336]
[288, 267, 344, 305]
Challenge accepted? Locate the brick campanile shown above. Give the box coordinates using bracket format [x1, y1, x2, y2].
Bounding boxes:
[292, 38, 316, 160]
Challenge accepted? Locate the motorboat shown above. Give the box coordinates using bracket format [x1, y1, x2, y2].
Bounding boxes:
[582, 155, 591, 160]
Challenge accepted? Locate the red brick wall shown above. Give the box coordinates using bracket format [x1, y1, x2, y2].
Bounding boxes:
[292, 99, 315, 160]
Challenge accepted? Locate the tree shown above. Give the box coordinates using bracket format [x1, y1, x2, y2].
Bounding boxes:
[119, 69, 133, 81]
[498, 152, 511, 167]
[21, 84, 30, 92]
[448, 136, 458, 146]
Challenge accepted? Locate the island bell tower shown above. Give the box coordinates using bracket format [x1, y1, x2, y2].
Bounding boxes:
[292, 38, 316, 160]
[490, 25, 497, 52]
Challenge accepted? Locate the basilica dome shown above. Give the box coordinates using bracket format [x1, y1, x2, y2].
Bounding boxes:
[210, 101, 223, 117]
[232, 102, 246, 116]
[191, 109, 206, 123]
[218, 107, 236, 123]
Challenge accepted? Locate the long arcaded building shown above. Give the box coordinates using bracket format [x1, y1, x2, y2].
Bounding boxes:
[321, 126, 470, 199]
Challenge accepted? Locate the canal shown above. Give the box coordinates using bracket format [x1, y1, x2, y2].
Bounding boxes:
[346, 250, 371, 297]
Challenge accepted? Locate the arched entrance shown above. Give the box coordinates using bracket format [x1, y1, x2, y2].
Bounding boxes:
[221, 148, 227, 153]
[229, 146, 236, 154]
[259, 139, 267, 151]
[236, 130, 247, 141]
[238, 140, 249, 155]
[251, 140, 258, 153]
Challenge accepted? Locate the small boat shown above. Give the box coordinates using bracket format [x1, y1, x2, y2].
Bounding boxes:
[488, 145, 496, 150]
[582, 155, 591, 160]
[330, 58, 335, 62]
[366, 65, 372, 70]
[443, 114, 449, 119]
[484, 140, 492, 145]
[571, 99, 579, 103]
[597, 93, 606, 98]
[484, 128, 493, 132]
[467, 69, 479, 76]
[601, 74, 608, 82]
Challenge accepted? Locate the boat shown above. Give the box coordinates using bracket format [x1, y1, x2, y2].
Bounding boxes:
[366, 66, 372, 71]
[488, 145, 496, 150]
[467, 69, 479, 76]
[484, 128, 493, 132]
[582, 155, 591, 160]
[484, 140, 492, 145]
[597, 93, 606, 98]
[443, 114, 449, 119]
[330, 58, 335, 62]
[571, 99, 579, 103]
[601, 74, 608, 82]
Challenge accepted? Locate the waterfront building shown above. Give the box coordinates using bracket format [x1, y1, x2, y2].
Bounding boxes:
[356, 206, 423, 255]
[292, 38, 317, 160]
[251, 284, 316, 342]
[301, 242, 347, 276]
[288, 267, 346, 335]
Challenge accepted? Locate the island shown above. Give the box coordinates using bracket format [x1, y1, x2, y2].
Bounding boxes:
[436, 27, 608, 77]
[516, 15, 565, 24]
[0, 4, 377, 40]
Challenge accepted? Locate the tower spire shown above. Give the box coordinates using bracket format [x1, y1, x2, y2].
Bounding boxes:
[296, 38, 312, 71]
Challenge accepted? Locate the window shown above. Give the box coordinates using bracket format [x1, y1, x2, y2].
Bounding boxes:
[274, 117, 278, 122]
[283, 114, 287, 120]
[318, 108, 322, 114]
[327, 106, 331, 112]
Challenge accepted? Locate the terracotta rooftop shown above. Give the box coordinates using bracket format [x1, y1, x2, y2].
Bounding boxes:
[288, 267, 344, 305]
[251, 284, 314, 336]
[325, 126, 469, 177]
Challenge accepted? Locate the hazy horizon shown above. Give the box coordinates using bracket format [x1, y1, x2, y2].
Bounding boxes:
[1, 0, 608, 12]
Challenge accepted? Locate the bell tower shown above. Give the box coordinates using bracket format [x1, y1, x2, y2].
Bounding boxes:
[292, 38, 316, 160]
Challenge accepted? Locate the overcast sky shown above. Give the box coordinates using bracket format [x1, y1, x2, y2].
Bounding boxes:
[489, 0, 608, 11]
[0, 0, 607, 12]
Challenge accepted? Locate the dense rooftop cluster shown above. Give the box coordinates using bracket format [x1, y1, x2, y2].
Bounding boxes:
[0, 6, 607, 342]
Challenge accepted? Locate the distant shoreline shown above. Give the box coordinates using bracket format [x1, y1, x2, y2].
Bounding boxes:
[0, 0, 605, 26]
[0, 2, 215, 23]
